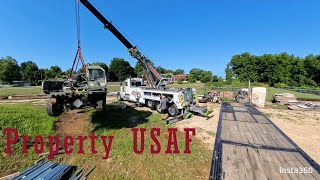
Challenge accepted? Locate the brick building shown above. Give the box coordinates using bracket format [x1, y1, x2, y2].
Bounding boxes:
[173, 74, 189, 82]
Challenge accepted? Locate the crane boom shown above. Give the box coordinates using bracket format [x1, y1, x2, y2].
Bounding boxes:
[79, 0, 164, 89]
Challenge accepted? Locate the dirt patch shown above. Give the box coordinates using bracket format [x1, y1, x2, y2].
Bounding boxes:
[0, 99, 47, 105]
[55, 110, 91, 137]
[258, 104, 320, 164]
[174, 103, 220, 151]
[107, 96, 221, 150]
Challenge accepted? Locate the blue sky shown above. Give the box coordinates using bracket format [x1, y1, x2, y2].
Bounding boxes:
[0, 0, 319, 77]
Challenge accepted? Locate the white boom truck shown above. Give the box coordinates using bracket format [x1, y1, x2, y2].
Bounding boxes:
[117, 78, 207, 117]
[80, 0, 209, 117]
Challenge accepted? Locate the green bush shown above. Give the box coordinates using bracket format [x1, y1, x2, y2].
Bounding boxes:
[252, 82, 269, 87]
[231, 80, 247, 87]
[274, 83, 287, 88]
[177, 78, 184, 84]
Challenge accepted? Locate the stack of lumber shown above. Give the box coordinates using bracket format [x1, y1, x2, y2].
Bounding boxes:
[287, 102, 320, 111]
[273, 93, 297, 105]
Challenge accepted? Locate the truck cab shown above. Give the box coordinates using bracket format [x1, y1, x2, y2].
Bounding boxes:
[118, 78, 145, 102]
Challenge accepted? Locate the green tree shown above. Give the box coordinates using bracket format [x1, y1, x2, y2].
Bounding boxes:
[20, 61, 39, 85]
[201, 71, 212, 83]
[225, 66, 234, 84]
[0, 56, 22, 83]
[45, 66, 62, 79]
[212, 75, 219, 82]
[109, 58, 135, 81]
[91, 62, 108, 73]
[189, 68, 204, 81]
[304, 54, 320, 85]
[134, 62, 145, 78]
[156, 66, 166, 74]
[225, 52, 319, 87]
[174, 69, 185, 75]
[188, 74, 196, 83]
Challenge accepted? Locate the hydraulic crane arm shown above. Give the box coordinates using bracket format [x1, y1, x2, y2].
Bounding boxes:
[79, 0, 164, 88]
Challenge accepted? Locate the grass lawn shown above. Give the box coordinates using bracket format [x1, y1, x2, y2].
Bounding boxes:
[0, 103, 212, 179]
[0, 86, 42, 96]
[266, 88, 320, 101]
[58, 104, 212, 179]
[107, 85, 120, 92]
[0, 104, 57, 176]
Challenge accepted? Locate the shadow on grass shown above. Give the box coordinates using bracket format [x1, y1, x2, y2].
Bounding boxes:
[91, 103, 152, 130]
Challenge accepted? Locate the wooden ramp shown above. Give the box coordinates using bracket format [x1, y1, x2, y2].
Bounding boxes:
[210, 102, 320, 180]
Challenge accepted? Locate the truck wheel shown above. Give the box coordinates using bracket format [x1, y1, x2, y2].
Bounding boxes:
[155, 102, 161, 113]
[46, 102, 62, 116]
[102, 98, 106, 111]
[168, 104, 179, 117]
[96, 99, 106, 111]
[117, 93, 123, 101]
[147, 100, 155, 110]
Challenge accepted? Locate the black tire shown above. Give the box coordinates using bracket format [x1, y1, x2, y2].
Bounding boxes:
[168, 104, 179, 117]
[102, 98, 106, 111]
[96, 99, 106, 111]
[155, 102, 161, 113]
[146, 100, 155, 110]
[117, 93, 123, 101]
[46, 103, 62, 116]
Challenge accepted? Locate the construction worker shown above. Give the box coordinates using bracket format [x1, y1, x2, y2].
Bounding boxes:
[160, 95, 167, 120]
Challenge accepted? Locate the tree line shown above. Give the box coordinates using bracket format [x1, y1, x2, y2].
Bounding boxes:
[225, 52, 320, 88]
[0, 56, 221, 85]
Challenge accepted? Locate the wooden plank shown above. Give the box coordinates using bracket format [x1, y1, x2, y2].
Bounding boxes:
[221, 143, 229, 179]
[235, 112, 256, 123]
[263, 149, 291, 180]
[275, 151, 300, 180]
[280, 151, 306, 180]
[257, 149, 283, 180]
[258, 123, 280, 147]
[230, 121, 242, 143]
[234, 145, 247, 180]
[236, 121, 250, 144]
[238, 146, 254, 179]
[222, 144, 239, 180]
[230, 144, 240, 180]
[229, 102, 244, 107]
[239, 122, 255, 144]
[285, 152, 316, 180]
[244, 121, 261, 145]
[253, 123, 272, 146]
[221, 120, 232, 141]
[246, 147, 268, 180]
[222, 112, 234, 121]
[262, 124, 288, 148]
[249, 122, 268, 146]
[253, 115, 270, 124]
[292, 152, 320, 179]
[266, 124, 295, 149]
[266, 125, 294, 149]
[233, 107, 247, 112]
